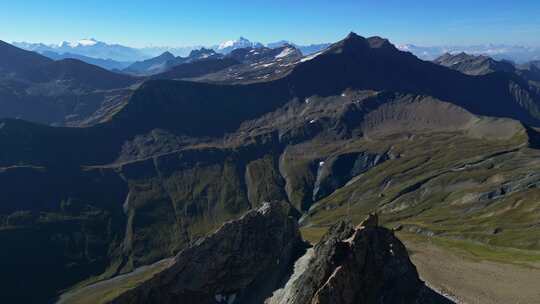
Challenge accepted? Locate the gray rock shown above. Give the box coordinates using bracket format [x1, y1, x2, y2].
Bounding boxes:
[111, 202, 307, 304]
[274, 217, 453, 304]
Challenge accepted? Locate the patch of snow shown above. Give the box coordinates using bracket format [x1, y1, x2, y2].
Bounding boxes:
[258, 202, 272, 215]
[275, 47, 294, 59]
[218, 37, 254, 51]
[77, 39, 98, 46]
[341, 92, 347, 97]
[300, 50, 323, 62]
[215, 293, 237, 304]
[261, 62, 276, 68]
[67, 38, 98, 47]
[319, 161, 325, 167]
[264, 248, 314, 304]
[218, 40, 236, 49]
[304, 97, 311, 104]
[309, 119, 316, 124]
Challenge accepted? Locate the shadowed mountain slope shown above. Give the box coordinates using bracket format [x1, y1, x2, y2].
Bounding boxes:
[434, 52, 516, 76]
[41, 50, 133, 71]
[152, 58, 240, 80]
[124, 48, 223, 76]
[1, 33, 540, 303]
[0, 40, 138, 125]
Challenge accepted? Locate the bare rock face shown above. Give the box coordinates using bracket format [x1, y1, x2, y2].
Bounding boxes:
[272, 217, 452, 304]
[112, 201, 307, 304]
[313, 152, 390, 201]
[112, 209, 450, 304]
[358, 212, 378, 228]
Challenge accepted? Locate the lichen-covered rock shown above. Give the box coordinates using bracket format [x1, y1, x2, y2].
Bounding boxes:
[111, 202, 307, 304]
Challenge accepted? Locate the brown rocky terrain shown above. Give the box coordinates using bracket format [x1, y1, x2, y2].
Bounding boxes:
[267, 215, 452, 304]
[111, 202, 307, 304]
[403, 236, 540, 304]
[111, 207, 450, 304]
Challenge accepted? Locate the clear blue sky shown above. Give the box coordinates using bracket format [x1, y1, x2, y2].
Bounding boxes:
[1, 0, 539, 47]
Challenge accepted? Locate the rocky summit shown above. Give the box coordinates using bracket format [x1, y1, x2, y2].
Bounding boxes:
[111, 202, 307, 304]
[111, 207, 449, 304]
[267, 215, 451, 304]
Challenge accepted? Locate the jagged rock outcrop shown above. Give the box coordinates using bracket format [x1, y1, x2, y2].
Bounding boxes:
[112, 209, 450, 304]
[111, 202, 307, 304]
[267, 216, 452, 304]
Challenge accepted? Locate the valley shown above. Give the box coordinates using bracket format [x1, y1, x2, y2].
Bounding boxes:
[0, 31, 540, 303]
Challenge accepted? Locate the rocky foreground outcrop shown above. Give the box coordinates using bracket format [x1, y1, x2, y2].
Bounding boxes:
[267, 214, 452, 304]
[112, 202, 307, 304]
[112, 206, 450, 304]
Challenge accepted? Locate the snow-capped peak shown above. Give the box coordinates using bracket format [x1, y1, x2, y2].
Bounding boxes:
[58, 38, 99, 48]
[218, 40, 236, 49]
[275, 47, 295, 59]
[75, 38, 98, 47]
[218, 37, 253, 50]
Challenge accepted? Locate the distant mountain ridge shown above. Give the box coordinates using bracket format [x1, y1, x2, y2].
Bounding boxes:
[13, 38, 148, 62]
[195, 44, 303, 83]
[399, 43, 540, 63]
[12, 37, 330, 63]
[40, 51, 132, 70]
[14, 37, 540, 65]
[123, 51, 177, 75]
[0, 40, 138, 125]
[124, 48, 223, 76]
[433, 52, 540, 87]
[214, 37, 264, 54]
[433, 52, 516, 76]
[124, 44, 303, 77]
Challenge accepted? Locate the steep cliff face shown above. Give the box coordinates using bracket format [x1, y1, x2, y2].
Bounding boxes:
[111, 211, 449, 304]
[313, 152, 390, 201]
[267, 215, 452, 304]
[112, 202, 307, 304]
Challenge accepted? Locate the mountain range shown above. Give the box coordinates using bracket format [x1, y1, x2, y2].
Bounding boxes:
[13, 37, 540, 74]
[399, 43, 540, 63]
[0, 40, 138, 126]
[13, 38, 149, 62]
[2, 32, 540, 303]
[40, 50, 133, 70]
[434, 52, 540, 87]
[124, 48, 223, 76]
[11, 37, 331, 70]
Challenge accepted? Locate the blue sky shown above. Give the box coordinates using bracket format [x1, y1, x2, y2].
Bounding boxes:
[1, 0, 539, 47]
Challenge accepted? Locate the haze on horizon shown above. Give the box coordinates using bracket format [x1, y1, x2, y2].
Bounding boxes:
[1, 0, 540, 48]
